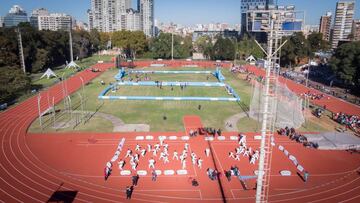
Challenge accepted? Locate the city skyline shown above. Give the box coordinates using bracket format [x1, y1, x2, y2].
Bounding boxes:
[0, 0, 359, 26]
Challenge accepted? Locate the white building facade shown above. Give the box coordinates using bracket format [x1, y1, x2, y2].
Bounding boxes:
[126, 9, 141, 31]
[30, 8, 72, 31]
[331, 1, 355, 49]
[139, 0, 154, 37]
[88, 0, 154, 36]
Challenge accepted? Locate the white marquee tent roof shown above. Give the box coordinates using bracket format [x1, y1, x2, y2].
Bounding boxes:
[40, 68, 57, 79]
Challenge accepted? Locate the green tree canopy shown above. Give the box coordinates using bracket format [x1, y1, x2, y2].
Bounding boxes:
[150, 33, 193, 59]
[112, 30, 147, 59]
[280, 32, 311, 67]
[0, 66, 31, 104]
[307, 32, 329, 52]
[210, 37, 235, 60]
[237, 34, 265, 60]
[330, 41, 360, 90]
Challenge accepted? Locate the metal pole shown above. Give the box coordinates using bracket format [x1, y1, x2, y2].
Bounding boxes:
[79, 76, 86, 121]
[37, 95, 42, 130]
[69, 27, 74, 62]
[16, 27, 26, 74]
[306, 58, 310, 87]
[171, 32, 174, 60]
[52, 97, 56, 128]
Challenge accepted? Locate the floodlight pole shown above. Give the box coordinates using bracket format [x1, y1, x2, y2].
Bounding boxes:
[69, 27, 74, 62]
[171, 32, 174, 60]
[37, 94, 42, 130]
[16, 27, 26, 74]
[306, 58, 311, 87]
[254, 11, 287, 202]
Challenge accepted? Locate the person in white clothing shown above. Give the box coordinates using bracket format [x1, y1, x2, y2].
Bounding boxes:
[182, 149, 187, 157]
[163, 156, 169, 164]
[184, 143, 189, 151]
[130, 160, 137, 170]
[235, 147, 241, 155]
[239, 147, 245, 154]
[250, 156, 256, 164]
[243, 149, 250, 157]
[205, 148, 210, 157]
[135, 144, 141, 151]
[152, 149, 157, 157]
[125, 149, 132, 158]
[149, 158, 156, 169]
[154, 143, 160, 151]
[140, 149, 146, 157]
[229, 152, 235, 159]
[192, 157, 197, 165]
[129, 154, 134, 161]
[147, 144, 152, 152]
[173, 150, 179, 160]
[197, 158, 203, 169]
[239, 134, 246, 146]
[118, 159, 125, 170]
[159, 152, 166, 160]
[163, 148, 169, 156]
[159, 136, 165, 146]
[163, 143, 169, 150]
[134, 154, 139, 162]
[253, 150, 259, 160]
[191, 152, 197, 159]
[235, 154, 240, 161]
[182, 159, 187, 169]
[180, 154, 185, 163]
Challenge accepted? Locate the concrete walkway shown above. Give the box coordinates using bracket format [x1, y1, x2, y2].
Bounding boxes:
[224, 112, 248, 132]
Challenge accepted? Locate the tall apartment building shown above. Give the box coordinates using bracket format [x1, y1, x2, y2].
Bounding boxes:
[126, 9, 141, 31]
[30, 8, 72, 31]
[352, 19, 360, 41]
[116, 0, 131, 30]
[88, 0, 154, 36]
[30, 8, 49, 29]
[319, 12, 332, 41]
[139, 0, 154, 37]
[331, 1, 355, 49]
[102, 0, 117, 32]
[3, 5, 28, 27]
[89, 0, 103, 31]
[241, 0, 274, 34]
[0, 17, 4, 27]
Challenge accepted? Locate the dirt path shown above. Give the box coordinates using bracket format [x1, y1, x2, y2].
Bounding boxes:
[224, 112, 248, 131]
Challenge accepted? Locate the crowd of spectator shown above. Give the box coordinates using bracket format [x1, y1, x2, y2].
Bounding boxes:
[333, 112, 360, 133]
[301, 91, 327, 100]
[278, 127, 319, 149]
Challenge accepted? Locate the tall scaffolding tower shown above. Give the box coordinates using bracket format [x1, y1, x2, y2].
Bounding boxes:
[254, 11, 288, 203]
[16, 27, 26, 74]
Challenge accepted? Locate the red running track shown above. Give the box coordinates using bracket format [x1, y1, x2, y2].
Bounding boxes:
[245, 65, 360, 117]
[0, 61, 359, 202]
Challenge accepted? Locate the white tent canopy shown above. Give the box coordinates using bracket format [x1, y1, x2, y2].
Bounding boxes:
[40, 68, 57, 79]
[246, 55, 257, 62]
[65, 61, 80, 69]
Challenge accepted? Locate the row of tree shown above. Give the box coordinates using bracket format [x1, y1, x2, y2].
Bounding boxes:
[330, 41, 360, 94]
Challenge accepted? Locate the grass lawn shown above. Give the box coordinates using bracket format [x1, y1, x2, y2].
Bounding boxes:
[31, 55, 114, 89]
[28, 66, 333, 133]
[29, 112, 114, 133]
[108, 86, 232, 97]
[124, 73, 219, 82]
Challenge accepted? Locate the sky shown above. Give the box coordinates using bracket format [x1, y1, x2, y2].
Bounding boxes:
[0, 0, 359, 26]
